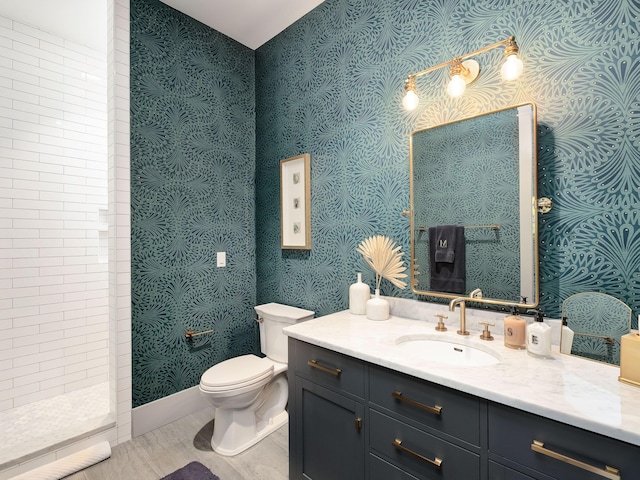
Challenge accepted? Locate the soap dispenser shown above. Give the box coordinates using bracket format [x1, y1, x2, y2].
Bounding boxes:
[504, 306, 526, 349]
[526, 309, 552, 358]
[560, 317, 575, 354]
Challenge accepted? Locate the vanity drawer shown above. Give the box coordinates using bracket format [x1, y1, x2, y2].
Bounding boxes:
[369, 453, 418, 480]
[489, 402, 640, 480]
[292, 340, 365, 398]
[370, 410, 480, 479]
[488, 461, 540, 480]
[369, 365, 480, 446]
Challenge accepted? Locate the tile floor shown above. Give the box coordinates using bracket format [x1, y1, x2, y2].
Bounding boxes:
[65, 406, 289, 480]
[0, 383, 113, 470]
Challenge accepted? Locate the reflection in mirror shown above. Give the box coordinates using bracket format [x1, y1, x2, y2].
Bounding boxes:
[410, 103, 537, 308]
[561, 292, 631, 365]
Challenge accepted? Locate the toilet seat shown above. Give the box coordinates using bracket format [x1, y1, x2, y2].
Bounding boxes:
[200, 355, 274, 394]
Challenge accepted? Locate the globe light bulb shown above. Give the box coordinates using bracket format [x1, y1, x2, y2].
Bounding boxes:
[501, 54, 523, 81]
[402, 89, 419, 110]
[447, 75, 466, 97]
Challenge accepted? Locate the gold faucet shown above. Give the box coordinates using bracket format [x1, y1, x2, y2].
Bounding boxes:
[449, 288, 482, 336]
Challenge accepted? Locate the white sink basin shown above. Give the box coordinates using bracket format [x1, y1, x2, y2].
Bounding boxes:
[395, 335, 500, 367]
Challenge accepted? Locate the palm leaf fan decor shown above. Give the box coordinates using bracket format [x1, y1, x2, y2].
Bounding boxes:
[356, 235, 407, 291]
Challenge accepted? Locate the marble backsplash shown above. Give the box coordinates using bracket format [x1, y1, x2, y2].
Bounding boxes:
[386, 297, 562, 346]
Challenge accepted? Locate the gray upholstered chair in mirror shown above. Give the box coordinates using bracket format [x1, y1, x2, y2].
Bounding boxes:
[561, 292, 631, 365]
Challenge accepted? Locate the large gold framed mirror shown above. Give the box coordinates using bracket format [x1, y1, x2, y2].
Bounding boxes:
[409, 103, 538, 308]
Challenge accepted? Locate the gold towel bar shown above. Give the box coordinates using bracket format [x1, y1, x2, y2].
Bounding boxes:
[417, 224, 500, 232]
[573, 331, 617, 345]
[185, 329, 214, 339]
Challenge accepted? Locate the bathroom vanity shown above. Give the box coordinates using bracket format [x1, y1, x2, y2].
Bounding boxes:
[284, 310, 640, 480]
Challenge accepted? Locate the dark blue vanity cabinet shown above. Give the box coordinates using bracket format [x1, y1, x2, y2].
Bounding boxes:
[289, 338, 480, 480]
[288, 338, 640, 480]
[289, 338, 366, 480]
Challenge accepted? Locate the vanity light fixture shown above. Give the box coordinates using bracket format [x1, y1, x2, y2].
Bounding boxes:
[402, 35, 523, 110]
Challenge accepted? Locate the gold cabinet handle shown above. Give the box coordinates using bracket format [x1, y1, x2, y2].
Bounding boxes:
[392, 390, 442, 416]
[355, 417, 362, 431]
[531, 440, 620, 480]
[392, 438, 442, 468]
[307, 359, 342, 377]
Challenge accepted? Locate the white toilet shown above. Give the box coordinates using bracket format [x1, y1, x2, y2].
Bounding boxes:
[199, 302, 314, 456]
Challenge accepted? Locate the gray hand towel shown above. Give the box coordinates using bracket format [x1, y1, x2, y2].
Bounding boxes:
[434, 224, 458, 263]
[429, 225, 466, 294]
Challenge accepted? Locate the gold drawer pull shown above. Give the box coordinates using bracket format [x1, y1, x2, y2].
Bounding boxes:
[307, 359, 342, 377]
[392, 438, 442, 468]
[392, 390, 442, 416]
[531, 440, 620, 480]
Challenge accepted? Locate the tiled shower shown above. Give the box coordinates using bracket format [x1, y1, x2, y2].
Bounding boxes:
[0, 2, 132, 473]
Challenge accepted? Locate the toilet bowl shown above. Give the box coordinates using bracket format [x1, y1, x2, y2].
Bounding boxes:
[199, 303, 314, 456]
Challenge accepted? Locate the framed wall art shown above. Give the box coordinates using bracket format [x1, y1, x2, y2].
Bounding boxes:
[280, 154, 311, 249]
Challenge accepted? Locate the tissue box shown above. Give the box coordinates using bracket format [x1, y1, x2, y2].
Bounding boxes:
[619, 332, 640, 387]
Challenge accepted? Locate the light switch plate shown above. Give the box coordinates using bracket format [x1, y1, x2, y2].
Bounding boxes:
[217, 251, 226, 267]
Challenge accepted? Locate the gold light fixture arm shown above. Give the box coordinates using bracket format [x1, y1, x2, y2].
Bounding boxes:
[407, 36, 517, 83]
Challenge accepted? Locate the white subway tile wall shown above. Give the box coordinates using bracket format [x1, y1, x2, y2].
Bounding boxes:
[0, 2, 130, 476]
[0, 3, 130, 475]
[0, 13, 108, 412]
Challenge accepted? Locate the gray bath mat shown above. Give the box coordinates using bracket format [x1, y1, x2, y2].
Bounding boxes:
[160, 461, 220, 480]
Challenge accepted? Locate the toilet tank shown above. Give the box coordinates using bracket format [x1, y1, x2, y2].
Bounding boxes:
[255, 303, 314, 363]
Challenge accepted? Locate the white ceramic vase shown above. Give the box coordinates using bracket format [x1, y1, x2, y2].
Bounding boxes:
[366, 289, 389, 321]
[349, 273, 370, 315]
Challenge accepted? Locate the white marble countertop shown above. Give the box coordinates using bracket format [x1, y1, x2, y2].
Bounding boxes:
[284, 308, 640, 447]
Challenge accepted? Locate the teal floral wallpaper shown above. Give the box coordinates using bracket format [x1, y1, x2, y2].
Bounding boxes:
[130, 0, 639, 406]
[255, 0, 640, 323]
[130, 0, 256, 407]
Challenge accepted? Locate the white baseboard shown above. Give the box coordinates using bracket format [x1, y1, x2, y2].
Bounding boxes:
[132, 385, 210, 437]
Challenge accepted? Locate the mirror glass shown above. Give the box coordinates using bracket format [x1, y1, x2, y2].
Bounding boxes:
[410, 103, 538, 307]
[561, 292, 631, 365]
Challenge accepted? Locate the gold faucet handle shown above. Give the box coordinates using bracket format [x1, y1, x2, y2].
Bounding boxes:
[434, 314, 448, 332]
[479, 321, 495, 341]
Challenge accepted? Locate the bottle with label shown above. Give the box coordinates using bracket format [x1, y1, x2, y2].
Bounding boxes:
[504, 306, 526, 349]
[349, 273, 370, 315]
[560, 317, 574, 354]
[526, 309, 552, 358]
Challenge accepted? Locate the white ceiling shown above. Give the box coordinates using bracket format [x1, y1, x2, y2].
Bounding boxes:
[0, 0, 324, 53]
[0, 1, 107, 52]
[160, 0, 325, 50]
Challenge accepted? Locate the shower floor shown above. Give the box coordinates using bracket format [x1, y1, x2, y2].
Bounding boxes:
[0, 382, 114, 470]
